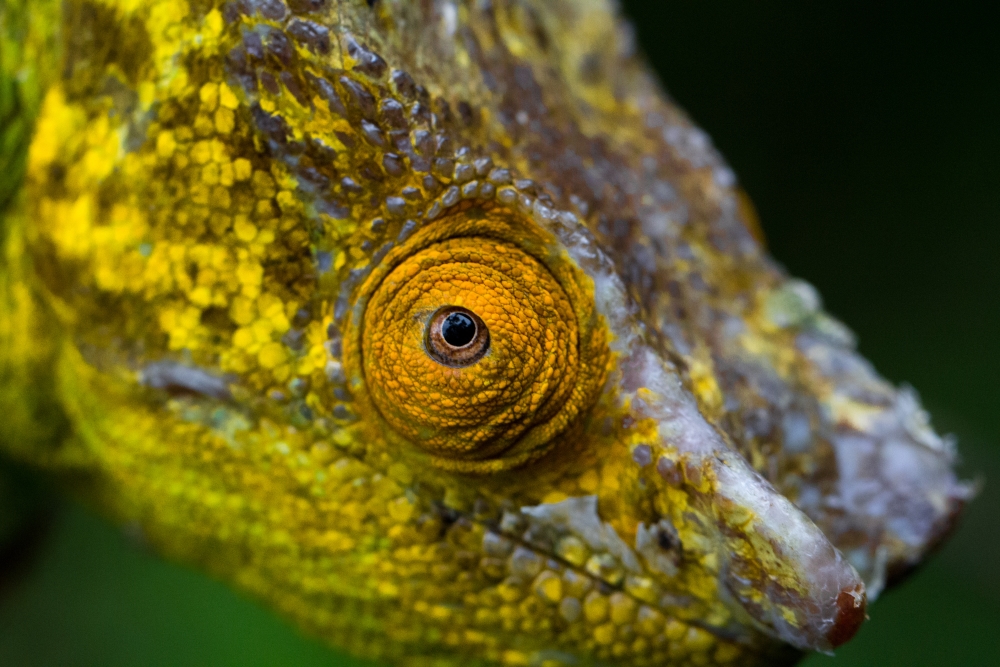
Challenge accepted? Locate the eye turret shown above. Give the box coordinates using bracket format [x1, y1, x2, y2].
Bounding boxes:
[354, 232, 608, 472]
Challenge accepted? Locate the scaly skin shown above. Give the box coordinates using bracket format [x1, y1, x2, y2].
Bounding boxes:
[0, 1, 969, 665]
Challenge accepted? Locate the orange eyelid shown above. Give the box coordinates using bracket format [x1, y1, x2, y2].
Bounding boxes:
[363, 235, 578, 461]
[343, 207, 610, 473]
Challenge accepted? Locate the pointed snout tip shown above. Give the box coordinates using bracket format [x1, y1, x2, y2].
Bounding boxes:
[826, 584, 867, 648]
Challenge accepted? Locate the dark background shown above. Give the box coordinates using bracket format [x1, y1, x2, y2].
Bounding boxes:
[1, 1, 998, 664]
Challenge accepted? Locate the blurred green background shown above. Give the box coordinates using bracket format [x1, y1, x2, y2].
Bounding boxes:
[1, 1, 998, 665]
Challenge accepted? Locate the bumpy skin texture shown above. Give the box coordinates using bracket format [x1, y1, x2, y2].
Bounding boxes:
[0, 1, 970, 665]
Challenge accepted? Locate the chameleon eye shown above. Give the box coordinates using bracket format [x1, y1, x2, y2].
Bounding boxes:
[425, 306, 490, 367]
[357, 235, 607, 472]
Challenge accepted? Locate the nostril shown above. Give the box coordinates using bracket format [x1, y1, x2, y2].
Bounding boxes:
[656, 531, 677, 551]
[654, 521, 681, 552]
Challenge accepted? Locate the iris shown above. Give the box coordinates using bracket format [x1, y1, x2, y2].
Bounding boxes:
[425, 306, 489, 367]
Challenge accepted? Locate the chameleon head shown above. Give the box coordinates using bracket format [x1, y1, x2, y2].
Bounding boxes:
[5, 0, 970, 665]
[339, 203, 869, 657]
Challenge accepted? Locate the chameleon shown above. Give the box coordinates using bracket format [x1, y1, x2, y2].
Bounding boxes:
[0, 0, 972, 665]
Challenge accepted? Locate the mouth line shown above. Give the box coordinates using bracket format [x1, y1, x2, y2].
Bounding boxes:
[453, 505, 768, 651]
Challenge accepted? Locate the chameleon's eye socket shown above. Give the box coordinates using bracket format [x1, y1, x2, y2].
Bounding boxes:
[426, 307, 490, 367]
[359, 235, 606, 472]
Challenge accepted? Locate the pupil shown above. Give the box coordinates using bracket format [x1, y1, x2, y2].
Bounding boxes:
[441, 312, 476, 348]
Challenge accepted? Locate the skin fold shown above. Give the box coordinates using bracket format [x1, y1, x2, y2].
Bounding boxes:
[0, 1, 970, 665]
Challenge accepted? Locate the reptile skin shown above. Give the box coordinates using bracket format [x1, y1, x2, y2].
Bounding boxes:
[0, 1, 970, 665]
